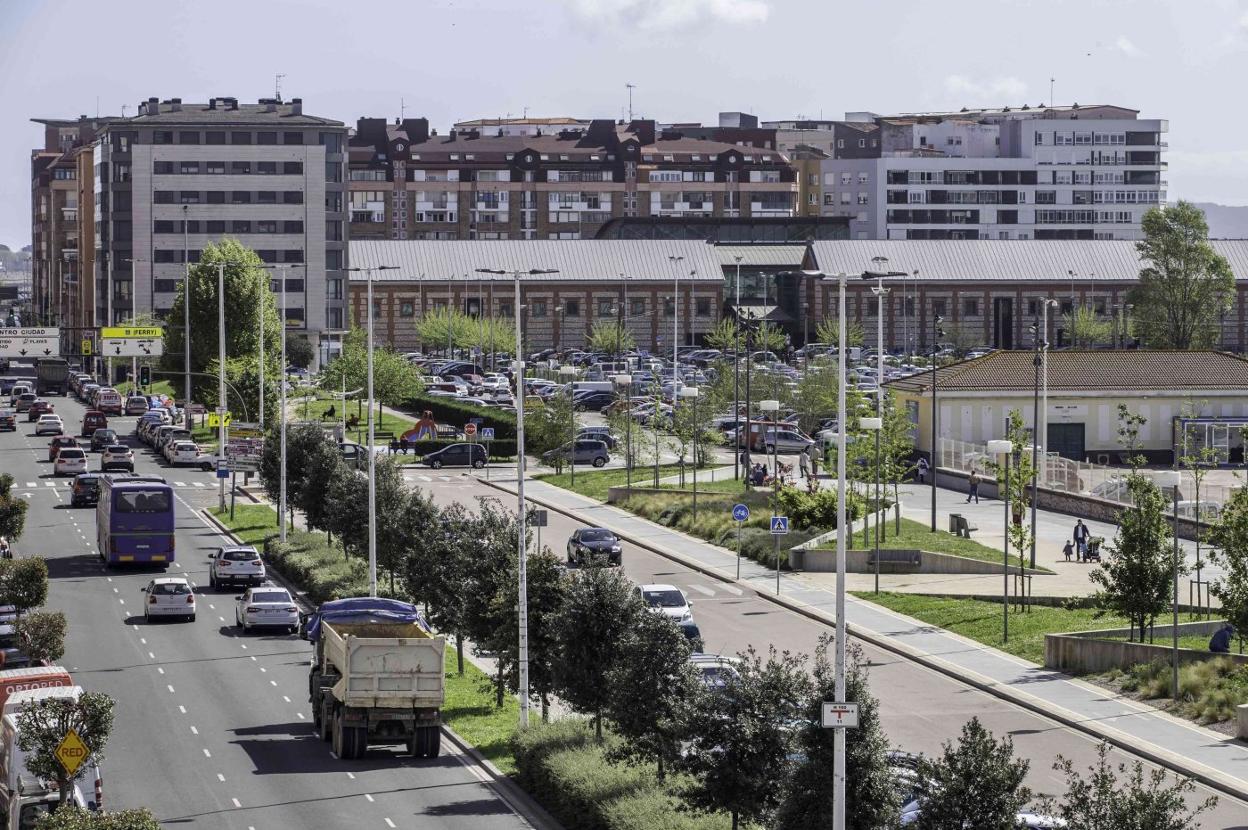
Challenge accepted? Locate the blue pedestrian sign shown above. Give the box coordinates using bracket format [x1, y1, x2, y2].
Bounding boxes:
[732, 503, 750, 523]
[480, 427, 495, 441]
[770, 516, 790, 535]
[215, 458, 230, 479]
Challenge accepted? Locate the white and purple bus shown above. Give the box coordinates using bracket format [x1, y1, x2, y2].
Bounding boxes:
[96, 477, 176, 566]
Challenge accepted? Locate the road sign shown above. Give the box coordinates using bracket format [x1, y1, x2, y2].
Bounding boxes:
[732, 503, 750, 523]
[0, 328, 60, 358]
[532, 510, 548, 528]
[207, 411, 232, 429]
[216, 458, 230, 479]
[103, 337, 163, 357]
[81, 339, 92, 356]
[102, 326, 163, 339]
[820, 701, 860, 729]
[770, 516, 789, 535]
[480, 427, 495, 441]
[54, 729, 89, 775]
[464, 423, 477, 437]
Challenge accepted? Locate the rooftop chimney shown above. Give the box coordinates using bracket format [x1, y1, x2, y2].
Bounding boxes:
[146, 97, 160, 116]
[170, 97, 182, 112]
[290, 98, 302, 116]
[260, 98, 277, 113]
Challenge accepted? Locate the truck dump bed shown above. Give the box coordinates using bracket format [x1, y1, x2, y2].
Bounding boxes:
[321, 621, 445, 710]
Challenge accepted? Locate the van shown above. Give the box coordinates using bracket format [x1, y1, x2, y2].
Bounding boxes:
[571, 381, 614, 396]
[0, 668, 73, 715]
[94, 389, 123, 416]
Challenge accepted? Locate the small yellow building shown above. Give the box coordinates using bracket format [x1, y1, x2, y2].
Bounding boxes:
[888, 351, 1248, 464]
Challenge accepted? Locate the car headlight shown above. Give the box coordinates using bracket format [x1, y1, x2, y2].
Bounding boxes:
[681, 610, 693, 622]
[611, 545, 621, 552]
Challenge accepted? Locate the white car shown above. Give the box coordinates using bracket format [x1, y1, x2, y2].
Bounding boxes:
[208, 545, 267, 590]
[34, 415, 64, 436]
[635, 583, 693, 623]
[100, 444, 134, 473]
[53, 447, 88, 477]
[689, 653, 740, 690]
[166, 440, 204, 467]
[235, 585, 298, 633]
[142, 577, 196, 622]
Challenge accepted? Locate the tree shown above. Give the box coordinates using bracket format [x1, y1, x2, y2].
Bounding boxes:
[526, 388, 574, 469]
[941, 321, 981, 356]
[1208, 486, 1248, 653]
[1049, 742, 1216, 830]
[460, 499, 523, 706]
[704, 317, 740, 353]
[324, 470, 368, 561]
[880, 391, 918, 537]
[815, 318, 864, 348]
[318, 328, 423, 407]
[0, 556, 48, 621]
[1089, 475, 1176, 642]
[750, 321, 787, 353]
[259, 422, 328, 527]
[605, 609, 697, 779]
[404, 499, 473, 673]
[16, 692, 115, 805]
[553, 565, 640, 740]
[678, 646, 812, 830]
[1063, 306, 1113, 348]
[1129, 202, 1234, 350]
[284, 333, 315, 369]
[415, 306, 474, 355]
[984, 410, 1036, 572]
[34, 808, 163, 830]
[915, 717, 1032, 829]
[162, 239, 283, 407]
[371, 459, 413, 594]
[484, 547, 566, 719]
[0, 473, 29, 547]
[777, 640, 900, 830]
[296, 436, 348, 536]
[587, 319, 635, 357]
[1116, 403, 1148, 470]
[18, 610, 67, 664]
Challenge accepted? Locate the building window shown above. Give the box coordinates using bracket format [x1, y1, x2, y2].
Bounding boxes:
[283, 220, 304, 234]
[564, 300, 580, 317]
[597, 299, 615, 316]
[257, 191, 277, 204]
[696, 298, 712, 316]
[258, 161, 278, 175]
[232, 220, 251, 233]
[326, 221, 342, 241]
[399, 301, 415, 317]
[180, 161, 199, 175]
[206, 161, 225, 175]
[230, 132, 252, 145]
[231, 161, 251, 175]
[283, 132, 303, 146]
[663, 298, 675, 317]
[179, 191, 200, 204]
[231, 191, 251, 204]
[257, 131, 278, 145]
[283, 161, 303, 175]
[630, 299, 645, 316]
[207, 220, 226, 234]
[178, 131, 200, 144]
[933, 299, 947, 317]
[963, 299, 979, 317]
[153, 161, 174, 174]
[152, 131, 174, 144]
[857, 193, 869, 205]
[206, 191, 225, 204]
[205, 131, 226, 145]
[284, 191, 304, 204]
[499, 301, 514, 317]
[531, 300, 547, 318]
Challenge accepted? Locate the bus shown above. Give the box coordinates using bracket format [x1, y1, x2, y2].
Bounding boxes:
[97, 477, 176, 566]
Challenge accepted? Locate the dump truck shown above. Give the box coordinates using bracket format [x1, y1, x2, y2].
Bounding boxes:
[304, 598, 445, 760]
[34, 358, 69, 396]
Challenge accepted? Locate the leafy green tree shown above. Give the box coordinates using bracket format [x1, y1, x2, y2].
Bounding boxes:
[1049, 742, 1216, 829]
[984, 410, 1037, 571]
[466, 314, 517, 362]
[678, 646, 812, 830]
[460, 498, 523, 706]
[751, 321, 787, 353]
[162, 239, 283, 407]
[372, 458, 413, 594]
[318, 328, 424, 408]
[284, 333, 316, 369]
[296, 436, 348, 537]
[1116, 403, 1149, 470]
[553, 565, 640, 740]
[17, 610, 67, 664]
[484, 547, 566, 719]
[404, 499, 474, 673]
[587, 319, 635, 357]
[880, 391, 917, 536]
[1208, 486, 1248, 653]
[0, 556, 48, 622]
[916, 717, 1032, 829]
[605, 608, 697, 779]
[777, 641, 900, 830]
[527, 389, 575, 469]
[259, 422, 328, 527]
[16, 692, 115, 805]
[35, 808, 162, 830]
[941, 321, 981, 356]
[0, 473, 29, 547]
[1129, 202, 1235, 350]
[704, 318, 740, 353]
[1090, 475, 1177, 642]
[815, 318, 864, 348]
[1063, 306, 1113, 348]
[415, 306, 474, 355]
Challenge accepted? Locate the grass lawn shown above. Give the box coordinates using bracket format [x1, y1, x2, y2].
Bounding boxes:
[297, 397, 416, 442]
[853, 592, 1131, 664]
[210, 503, 290, 548]
[442, 651, 520, 775]
[536, 464, 692, 502]
[115, 379, 176, 398]
[866, 517, 1054, 574]
[659, 474, 754, 495]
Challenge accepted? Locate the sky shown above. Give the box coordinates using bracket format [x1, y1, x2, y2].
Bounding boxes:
[4, 0, 1248, 248]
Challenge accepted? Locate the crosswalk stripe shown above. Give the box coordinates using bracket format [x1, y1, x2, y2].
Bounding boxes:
[24, 482, 36, 488]
[44, 482, 56, 488]
[175, 482, 187, 487]
[720, 585, 744, 596]
[193, 482, 204, 487]
[687, 584, 716, 597]
[416, 475, 431, 482]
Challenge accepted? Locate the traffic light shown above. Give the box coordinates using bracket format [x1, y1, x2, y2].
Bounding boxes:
[139, 365, 151, 387]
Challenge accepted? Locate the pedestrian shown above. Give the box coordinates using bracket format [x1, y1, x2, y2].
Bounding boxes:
[1073, 519, 1091, 562]
[1210, 623, 1235, 654]
[967, 470, 981, 504]
[810, 451, 820, 479]
[1062, 540, 1075, 562]
[799, 451, 809, 480]
[917, 457, 929, 484]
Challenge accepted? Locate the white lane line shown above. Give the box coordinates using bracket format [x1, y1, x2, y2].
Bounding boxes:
[721, 585, 744, 596]
[148, 652, 155, 660]
[113, 588, 119, 594]
[44, 482, 55, 487]
[208, 604, 215, 610]
[219, 616, 225, 622]
[24, 482, 36, 488]
[364, 794, 374, 802]
[193, 482, 204, 487]
[175, 482, 186, 487]
[190, 726, 199, 735]
[202, 748, 212, 758]
[139, 637, 145, 644]
[384, 819, 396, 828]
[217, 773, 225, 782]
[106, 577, 112, 583]
[118, 599, 125, 606]
[282, 696, 291, 703]
[416, 475, 432, 482]
[687, 584, 715, 597]
[259, 667, 266, 673]
[178, 705, 187, 714]
[167, 685, 176, 694]
[346, 772, 355, 780]
[296, 712, 305, 719]
[269, 680, 277, 687]
[239, 644, 247, 650]
[249, 656, 256, 662]
[157, 667, 165, 675]
[231, 797, 241, 808]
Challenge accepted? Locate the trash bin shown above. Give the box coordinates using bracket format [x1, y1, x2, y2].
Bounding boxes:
[949, 513, 962, 534]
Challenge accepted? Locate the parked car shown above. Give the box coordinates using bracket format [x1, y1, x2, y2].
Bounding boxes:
[0, 409, 15, 431]
[541, 439, 610, 468]
[420, 443, 487, 469]
[234, 585, 298, 634]
[90, 428, 119, 453]
[26, 399, 54, 421]
[34, 415, 64, 436]
[167, 441, 208, 468]
[763, 428, 816, 455]
[71, 473, 102, 507]
[142, 577, 197, 622]
[80, 410, 108, 438]
[48, 435, 79, 462]
[572, 390, 616, 412]
[53, 447, 87, 476]
[577, 426, 618, 449]
[100, 444, 135, 473]
[208, 545, 267, 590]
[124, 395, 150, 415]
[635, 584, 693, 622]
[689, 653, 740, 690]
[566, 528, 623, 566]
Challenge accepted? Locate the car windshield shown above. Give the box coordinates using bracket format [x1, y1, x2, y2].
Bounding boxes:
[223, 549, 258, 561]
[107, 445, 130, 453]
[58, 450, 84, 459]
[152, 582, 190, 595]
[251, 591, 290, 604]
[580, 530, 616, 542]
[116, 489, 172, 513]
[643, 590, 685, 608]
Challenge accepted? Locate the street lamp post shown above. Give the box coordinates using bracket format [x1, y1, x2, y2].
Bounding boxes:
[680, 386, 699, 517]
[733, 255, 743, 482]
[560, 365, 577, 486]
[215, 262, 228, 512]
[1029, 321, 1044, 571]
[1155, 470, 1182, 699]
[477, 266, 560, 731]
[614, 374, 633, 494]
[760, 399, 781, 595]
[988, 439, 1014, 642]
[929, 316, 945, 531]
[1038, 298, 1057, 484]
[861, 416, 882, 593]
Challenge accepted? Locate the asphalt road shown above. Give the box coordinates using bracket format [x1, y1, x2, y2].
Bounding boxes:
[3, 383, 532, 830]
[409, 472, 1248, 828]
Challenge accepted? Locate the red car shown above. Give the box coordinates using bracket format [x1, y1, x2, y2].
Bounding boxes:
[80, 410, 108, 438]
[48, 436, 79, 462]
[27, 400, 54, 422]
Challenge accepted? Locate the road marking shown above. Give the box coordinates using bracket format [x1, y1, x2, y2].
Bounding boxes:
[346, 772, 355, 780]
[231, 798, 241, 808]
[296, 712, 305, 719]
[364, 794, 374, 802]
[240, 644, 247, 650]
[384, 819, 396, 828]
[157, 667, 164, 675]
[687, 584, 715, 596]
[203, 748, 212, 758]
[113, 588, 119, 594]
[148, 652, 155, 660]
[416, 475, 432, 482]
[24, 482, 35, 488]
[282, 695, 291, 703]
[44, 482, 56, 487]
[208, 604, 215, 610]
[217, 773, 225, 782]
[219, 616, 225, 622]
[193, 482, 204, 487]
[118, 599, 125, 606]
[175, 482, 186, 487]
[167, 685, 176, 694]
[259, 667, 266, 673]
[721, 584, 744, 596]
[178, 705, 186, 714]
[269, 680, 277, 687]
[190, 726, 198, 735]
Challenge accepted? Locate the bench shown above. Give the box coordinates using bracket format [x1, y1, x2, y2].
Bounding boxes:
[867, 549, 922, 572]
[951, 514, 978, 539]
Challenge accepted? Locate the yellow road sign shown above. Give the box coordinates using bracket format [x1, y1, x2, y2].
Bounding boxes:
[207, 411, 232, 428]
[81, 339, 92, 355]
[54, 729, 89, 776]
[101, 326, 163, 339]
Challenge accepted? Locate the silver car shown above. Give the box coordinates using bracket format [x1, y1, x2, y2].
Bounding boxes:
[235, 585, 298, 634]
[763, 428, 815, 455]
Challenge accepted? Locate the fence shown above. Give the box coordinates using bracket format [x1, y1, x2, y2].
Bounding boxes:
[940, 437, 1241, 517]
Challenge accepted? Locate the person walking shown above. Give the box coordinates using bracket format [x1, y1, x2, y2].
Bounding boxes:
[917, 457, 929, 484]
[1062, 540, 1075, 562]
[1073, 519, 1091, 562]
[798, 451, 810, 481]
[966, 470, 981, 504]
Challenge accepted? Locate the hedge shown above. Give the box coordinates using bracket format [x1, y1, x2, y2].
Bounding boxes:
[513, 719, 731, 830]
[401, 393, 517, 440]
[264, 530, 403, 605]
[388, 438, 517, 459]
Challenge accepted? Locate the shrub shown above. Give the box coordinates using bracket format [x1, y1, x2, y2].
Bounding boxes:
[775, 486, 862, 532]
[264, 531, 403, 605]
[1121, 657, 1248, 723]
[401, 393, 516, 440]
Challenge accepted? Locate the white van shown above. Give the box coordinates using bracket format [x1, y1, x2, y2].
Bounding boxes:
[571, 381, 615, 396]
[0, 687, 102, 813]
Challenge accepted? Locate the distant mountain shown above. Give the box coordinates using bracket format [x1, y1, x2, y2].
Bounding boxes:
[1190, 203, 1248, 239]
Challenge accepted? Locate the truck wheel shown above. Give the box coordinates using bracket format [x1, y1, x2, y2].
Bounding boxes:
[343, 726, 367, 760]
[407, 729, 424, 757]
[423, 726, 441, 758]
[319, 703, 333, 743]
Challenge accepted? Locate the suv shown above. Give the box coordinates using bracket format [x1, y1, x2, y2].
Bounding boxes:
[576, 426, 617, 449]
[420, 443, 487, 469]
[125, 396, 149, 415]
[541, 439, 610, 468]
[208, 545, 266, 590]
[80, 410, 108, 438]
[70, 473, 102, 507]
[48, 436, 79, 462]
[90, 428, 119, 453]
[26, 400, 54, 421]
[101, 445, 135, 472]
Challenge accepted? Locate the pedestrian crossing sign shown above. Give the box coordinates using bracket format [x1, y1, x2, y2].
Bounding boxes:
[770, 516, 789, 535]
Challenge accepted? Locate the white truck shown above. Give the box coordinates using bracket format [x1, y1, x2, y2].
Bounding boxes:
[305, 598, 445, 760]
[0, 686, 102, 821]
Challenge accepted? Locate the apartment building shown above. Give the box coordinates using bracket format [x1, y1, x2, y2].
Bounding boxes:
[767, 105, 1166, 241]
[85, 96, 349, 340]
[347, 117, 797, 242]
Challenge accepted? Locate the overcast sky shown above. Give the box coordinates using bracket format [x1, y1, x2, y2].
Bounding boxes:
[3, 0, 1246, 248]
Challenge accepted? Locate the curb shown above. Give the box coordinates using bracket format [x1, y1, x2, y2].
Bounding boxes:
[477, 477, 1248, 805]
[199, 503, 564, 830]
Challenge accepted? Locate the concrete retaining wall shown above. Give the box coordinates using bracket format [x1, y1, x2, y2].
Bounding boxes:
[797, 547, 1033, 575]
[1044, 620, 1248, 674]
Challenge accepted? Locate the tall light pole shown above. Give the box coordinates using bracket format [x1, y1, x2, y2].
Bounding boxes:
[681, 386, 700, 517]
[929, 315, 945, 532]
[668, 255, 683, 382]
[478, 266, 560, 731]
[988, 439, 1014, 642]
[861, 416, 882, 593]
[263, 264, 304, 542]
[1155, 470, 1182, 699]
[183, 205, 192, 414]
[733, 254, 744, 482]
[1038, 298, 1058, 483]
[560, 364, 577, 486]
[346, 265, 400, 595]
[216, 261, 228, 512]
[615, 374, 633, 494]
[760, 399, 781, 594]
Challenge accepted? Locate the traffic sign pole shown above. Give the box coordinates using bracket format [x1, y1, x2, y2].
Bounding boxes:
[770, 515, 790, 596]
[732, 503, 750, 580]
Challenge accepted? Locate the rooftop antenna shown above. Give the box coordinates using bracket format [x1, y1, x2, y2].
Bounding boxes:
[401, 97, 406, 119]
[523, 105, 529, 118]
[1049, 77, 1055, 107]
[95, 96, 99, 118]
[120, 104, 128, 118]
[275, 73, 286, 102]
[626, 83, 636, 121]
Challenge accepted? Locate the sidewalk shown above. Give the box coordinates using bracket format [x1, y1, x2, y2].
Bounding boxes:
[480, 473, 1248, 801]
